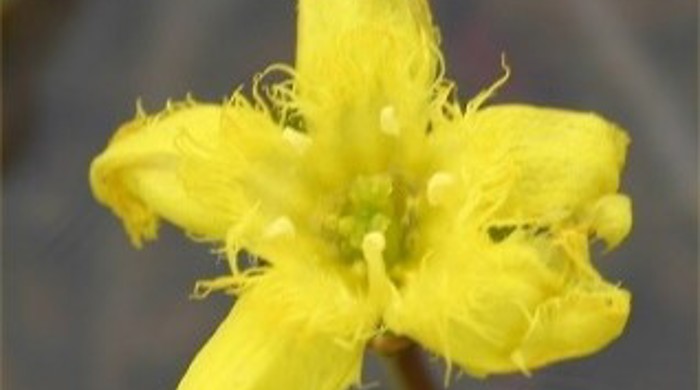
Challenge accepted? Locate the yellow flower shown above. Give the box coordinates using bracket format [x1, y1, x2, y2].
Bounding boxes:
[90, 0, 632, 388]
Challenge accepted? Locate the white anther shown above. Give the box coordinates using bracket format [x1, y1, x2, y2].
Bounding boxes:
[282, 127, 312, 155]
[427, 171, 455, 206]
[263, 216, 296, 239]
[362, 232, 386, 257]
[379, 105, 400, 136]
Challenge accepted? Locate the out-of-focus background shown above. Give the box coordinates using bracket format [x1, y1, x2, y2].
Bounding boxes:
[3, 0, 697, 389]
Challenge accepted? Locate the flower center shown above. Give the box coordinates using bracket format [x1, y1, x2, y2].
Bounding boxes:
[324, 173, 417, 277]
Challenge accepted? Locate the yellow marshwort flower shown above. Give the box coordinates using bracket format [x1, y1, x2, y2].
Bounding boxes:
[90, 0, 632, 388]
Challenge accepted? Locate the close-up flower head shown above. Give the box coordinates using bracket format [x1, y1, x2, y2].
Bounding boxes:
[89, 0, 632, 388]
[6, 0, 697, 390]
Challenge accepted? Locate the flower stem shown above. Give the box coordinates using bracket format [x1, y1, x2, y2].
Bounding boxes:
[371, 335, 436, 390]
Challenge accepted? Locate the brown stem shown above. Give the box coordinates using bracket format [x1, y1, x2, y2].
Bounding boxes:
[370, 335, 436, 390]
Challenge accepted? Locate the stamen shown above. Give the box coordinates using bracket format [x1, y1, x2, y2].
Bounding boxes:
[427, 171, 455, 206]
[282, 127, 312, 154]
[362, 232, 393, 307]
[380, 106, 400, 136]
[263, 216, 296, 239]
[362, 232, 386, 259]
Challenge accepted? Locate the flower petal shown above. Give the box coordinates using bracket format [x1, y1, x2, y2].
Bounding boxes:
[392, 104, 633, 376]
[90, 97, 303, 248]
[90, 103, 234, 246]
[465, 104, 630, 227]
[385, 229, 630, 377]
[583, 193, 632, 249]
[178, 261, 377, 390]
[514, 283, 630, 370]
[295, 0, 439, 175]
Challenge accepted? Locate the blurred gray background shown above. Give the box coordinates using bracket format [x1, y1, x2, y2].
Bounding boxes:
[3, 0, 697, 389]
